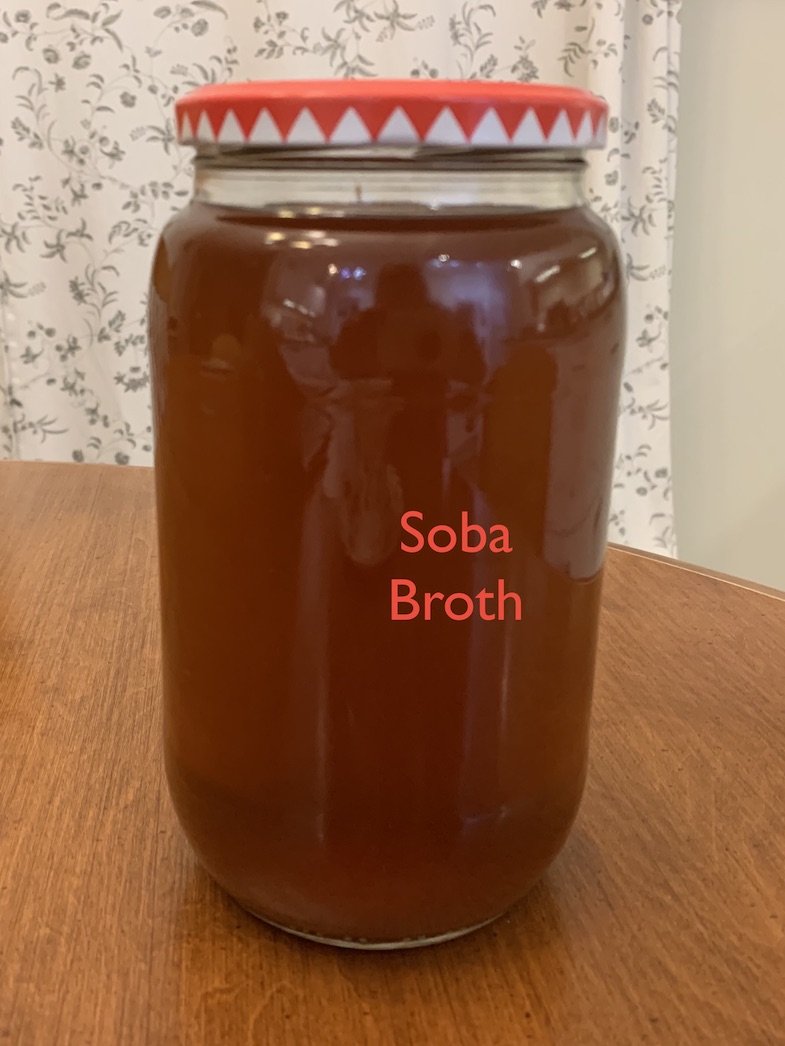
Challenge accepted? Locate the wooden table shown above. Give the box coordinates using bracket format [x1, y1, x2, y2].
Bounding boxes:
[1, 461, 784, 1046]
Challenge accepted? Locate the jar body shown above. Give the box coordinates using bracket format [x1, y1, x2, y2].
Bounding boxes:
[149, 161, 625, 946]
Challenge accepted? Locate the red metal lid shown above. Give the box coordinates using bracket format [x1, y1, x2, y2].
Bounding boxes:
[175, 79, 608, 151]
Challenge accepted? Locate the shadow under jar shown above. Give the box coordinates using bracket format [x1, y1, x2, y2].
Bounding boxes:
[148, 79, 625, 949]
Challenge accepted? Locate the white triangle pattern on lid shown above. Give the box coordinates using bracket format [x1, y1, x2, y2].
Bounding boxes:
[329, 107, 371, 144]
[180, 113, 195, 144]
[218, 110, 245, 145]
[424, 107, 468, 146]
[548, 110, 576, 148]
[470, 108, 508, 146]
[196, 110, 215, 143]
[511, 109, 545, 148]
[575, 111, 595, 148]
[377, 106, 419, 144]
[249, 108, 282, 145]
[180, 104, 607, 150]
[594, 112, 608, 146]
[287, 108, 326, 145]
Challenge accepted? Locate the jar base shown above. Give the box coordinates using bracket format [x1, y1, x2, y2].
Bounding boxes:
[241, 905, 501, 951]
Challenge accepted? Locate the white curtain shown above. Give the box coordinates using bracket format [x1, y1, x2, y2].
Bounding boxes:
[0, 0, 680, 554]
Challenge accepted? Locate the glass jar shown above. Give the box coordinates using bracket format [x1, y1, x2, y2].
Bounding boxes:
[149, 80, 625, 949]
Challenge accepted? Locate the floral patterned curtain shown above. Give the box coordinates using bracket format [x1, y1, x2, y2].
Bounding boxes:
[0, 0, 680, 554]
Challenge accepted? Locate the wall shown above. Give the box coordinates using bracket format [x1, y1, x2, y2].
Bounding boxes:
[670, 0, 785, 589]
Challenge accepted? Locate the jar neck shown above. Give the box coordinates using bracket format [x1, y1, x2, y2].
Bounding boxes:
[192, 149, 587, 214]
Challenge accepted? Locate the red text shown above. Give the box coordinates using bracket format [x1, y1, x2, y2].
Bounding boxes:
[400, 511, 512, 555]
[391, 579, 522, 621]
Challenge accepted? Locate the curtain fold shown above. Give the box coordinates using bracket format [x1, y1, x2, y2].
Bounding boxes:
[0, 0, 680, 553]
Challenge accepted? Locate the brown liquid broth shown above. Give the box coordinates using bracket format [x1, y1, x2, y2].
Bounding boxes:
[149, 199, 624, 943]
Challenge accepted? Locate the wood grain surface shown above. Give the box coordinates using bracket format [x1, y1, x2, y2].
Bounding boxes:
[1, 461, 784, 1046]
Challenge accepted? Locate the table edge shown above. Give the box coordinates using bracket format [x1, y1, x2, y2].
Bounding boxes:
[3, 461, 782, 603]
[609, 543, 785, 604]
